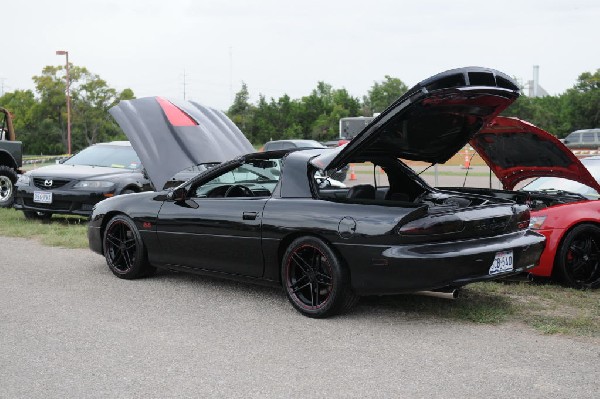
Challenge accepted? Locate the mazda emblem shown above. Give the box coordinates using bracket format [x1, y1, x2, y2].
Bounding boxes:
[44, 179, 53, 187]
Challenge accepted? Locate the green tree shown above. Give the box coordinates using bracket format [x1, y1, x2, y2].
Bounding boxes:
[227, 82, 255, 139]
[563, 69, 600, 133]
[32, 64, 135, 154]
[363, 75, 408, 115]
[0, 90, 46, 154]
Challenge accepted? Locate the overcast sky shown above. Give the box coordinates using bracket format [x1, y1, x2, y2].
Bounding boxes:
[2, 0, 599, 110]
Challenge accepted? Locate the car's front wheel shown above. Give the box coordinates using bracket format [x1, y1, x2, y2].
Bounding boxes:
[555, 223, 600, 289]
[282, 236, 359, 318]
[103, 214, 155, 279]
[0, 166, 17, 208]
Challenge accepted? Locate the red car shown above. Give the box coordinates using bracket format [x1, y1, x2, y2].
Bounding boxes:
[461, 117, 600, 289]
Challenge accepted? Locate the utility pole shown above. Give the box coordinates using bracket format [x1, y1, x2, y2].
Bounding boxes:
[0, 78, 5, 96]
[56, 50, 71, 155]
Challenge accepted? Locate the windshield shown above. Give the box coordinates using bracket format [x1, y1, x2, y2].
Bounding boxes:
[522, 159, 600, 199]
[64, 144, 142, 169]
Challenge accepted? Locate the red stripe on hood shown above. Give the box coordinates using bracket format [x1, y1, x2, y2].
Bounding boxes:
[156, 97, 198, 126]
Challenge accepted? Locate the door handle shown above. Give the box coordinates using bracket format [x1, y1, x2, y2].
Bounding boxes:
[243, 211, 259, 220]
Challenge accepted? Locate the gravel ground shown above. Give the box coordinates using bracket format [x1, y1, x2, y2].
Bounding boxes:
[1, 236, 599, 398]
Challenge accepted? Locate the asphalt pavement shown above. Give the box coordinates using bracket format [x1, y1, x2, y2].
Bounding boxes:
[1, 236, 599, 398]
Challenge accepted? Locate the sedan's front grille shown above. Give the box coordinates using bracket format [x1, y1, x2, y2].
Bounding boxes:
[33, 178, 71, 190]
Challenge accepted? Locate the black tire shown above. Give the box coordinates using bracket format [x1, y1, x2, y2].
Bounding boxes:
[0, 165, 18, 208]
[554, 223, 600, 289]
[120, 189, 136, 195]
[103, 214, 155, 279]
[23, 210, 52, 221]
[281, 236, 359, 318]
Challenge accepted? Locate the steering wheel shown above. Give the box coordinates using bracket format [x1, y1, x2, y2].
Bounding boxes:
[224, 184, 254, 198]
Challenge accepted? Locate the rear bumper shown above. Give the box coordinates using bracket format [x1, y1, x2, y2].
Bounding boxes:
[339, 230, 546, 295]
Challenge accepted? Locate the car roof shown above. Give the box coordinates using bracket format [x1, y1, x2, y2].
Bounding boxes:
[96, 141, 132, 147]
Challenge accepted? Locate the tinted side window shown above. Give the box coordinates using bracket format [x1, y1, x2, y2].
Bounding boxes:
[582, 132, 596, 143]
[565, 132, 580, 143]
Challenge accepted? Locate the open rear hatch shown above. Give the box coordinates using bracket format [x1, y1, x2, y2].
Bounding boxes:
[311, 67, 520, 172]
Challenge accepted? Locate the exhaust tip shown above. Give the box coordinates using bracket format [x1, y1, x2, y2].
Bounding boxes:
[416, 288, 460, 300]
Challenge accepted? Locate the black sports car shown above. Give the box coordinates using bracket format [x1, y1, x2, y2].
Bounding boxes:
[88, 67, 546, 318]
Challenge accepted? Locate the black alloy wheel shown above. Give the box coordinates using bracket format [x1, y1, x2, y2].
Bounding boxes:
[103, 214, 154, 279]
[555, 224, 600, 289]
[282, 236, 358, 318]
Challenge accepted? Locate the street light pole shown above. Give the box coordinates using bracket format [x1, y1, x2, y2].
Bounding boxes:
[55, 50, 71, 155]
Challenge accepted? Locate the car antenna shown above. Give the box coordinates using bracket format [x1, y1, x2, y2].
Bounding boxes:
[462, 152, 477, 187]
[373, 163, 377, 189]
[418, 163, 434, 175]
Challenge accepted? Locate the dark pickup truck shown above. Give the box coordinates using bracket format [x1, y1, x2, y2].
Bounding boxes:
[0, 107, 22, 207]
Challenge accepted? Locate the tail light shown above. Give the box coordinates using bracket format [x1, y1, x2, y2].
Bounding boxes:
[398, 214, 464, 236]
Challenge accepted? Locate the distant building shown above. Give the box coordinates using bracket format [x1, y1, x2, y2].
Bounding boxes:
[526, 65, 548, 98]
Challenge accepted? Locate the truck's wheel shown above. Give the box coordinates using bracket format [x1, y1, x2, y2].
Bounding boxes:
[0, 166, 18, 208]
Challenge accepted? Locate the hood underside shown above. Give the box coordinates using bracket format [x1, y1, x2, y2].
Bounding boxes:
[109, 97, 254, 190]
[312, 67, 520, 171]
[471, 116, 600, 191]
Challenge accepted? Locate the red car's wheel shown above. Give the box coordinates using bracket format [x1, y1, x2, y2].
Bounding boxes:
[282, 236, 358, 318]
[103, 215, 155, 279]
[555, 224, 600, 289]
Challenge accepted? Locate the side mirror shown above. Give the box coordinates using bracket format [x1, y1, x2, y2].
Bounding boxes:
[167, 187, 187, 202]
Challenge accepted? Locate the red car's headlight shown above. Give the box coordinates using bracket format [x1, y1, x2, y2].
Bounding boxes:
[529, 215, 547, 230]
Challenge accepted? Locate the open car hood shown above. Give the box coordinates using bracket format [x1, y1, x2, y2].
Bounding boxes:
[311, 67, 520, 171]
[471, 116, 600, 191]
[110, 97, 254, 190]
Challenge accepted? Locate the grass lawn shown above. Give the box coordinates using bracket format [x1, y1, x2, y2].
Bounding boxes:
[0, 207, 88, 248]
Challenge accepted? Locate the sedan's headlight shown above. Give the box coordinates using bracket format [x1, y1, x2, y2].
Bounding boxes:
[529, 215, 547, 229]
[16, 174, 30, 186]
[73, 180, 116, 189]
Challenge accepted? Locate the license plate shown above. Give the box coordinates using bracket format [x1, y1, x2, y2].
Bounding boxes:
[33, 191, 53, 204]
[489, 250, 513, 275]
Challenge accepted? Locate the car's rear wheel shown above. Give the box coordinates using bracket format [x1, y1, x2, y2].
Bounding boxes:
[0, 166, 17, 208]
[555, 223, 600, 289]
[282, 236, 358, 318]
[103, 214, 155, 279]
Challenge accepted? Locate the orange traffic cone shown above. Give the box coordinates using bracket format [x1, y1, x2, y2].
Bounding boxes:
[349, 164, 357, 180]
[462, 148, 471, 169]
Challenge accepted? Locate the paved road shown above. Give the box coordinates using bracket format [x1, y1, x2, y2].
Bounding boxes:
[1, 237, 599, 398]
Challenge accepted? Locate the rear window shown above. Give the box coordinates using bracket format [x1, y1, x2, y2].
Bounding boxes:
[264, 142, 284, 151]
[64, 144, 141, 169]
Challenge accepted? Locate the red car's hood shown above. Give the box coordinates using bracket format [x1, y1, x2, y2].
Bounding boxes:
[471, 116, 600, 191]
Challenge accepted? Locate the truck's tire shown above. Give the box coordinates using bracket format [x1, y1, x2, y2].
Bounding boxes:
[0, 165, 18, 208]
